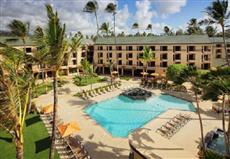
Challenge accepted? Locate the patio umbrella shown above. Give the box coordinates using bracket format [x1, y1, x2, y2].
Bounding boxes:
[58, 121, 81, 137]
[42, 104, 53, 114]
[141, 72, 149, 76]
[150, 73, 159, 77]
[111, 71, 118, 74]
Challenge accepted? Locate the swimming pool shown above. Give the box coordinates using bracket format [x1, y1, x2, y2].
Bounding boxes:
[85, 94, 195, 137]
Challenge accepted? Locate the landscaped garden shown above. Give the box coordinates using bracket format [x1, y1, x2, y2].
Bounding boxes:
[73, 74, 107, 86]
[0, 113, 59, 159]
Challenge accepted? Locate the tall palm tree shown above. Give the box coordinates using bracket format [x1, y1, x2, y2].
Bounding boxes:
[0, 45, 32, 159]
[8, 20, 30, 53]
[187, 18, 203, 35]
[146, 24, 152, 33]
[205, 0, 230, 66]
[43, 4, 67, 159]
[139, 47, 155, 76]
[164, 26, 170, 35]
[180, 66, 206, 157]
[83, 1, 99, 36]
[132, 22, 139, 33]
[205, 25, 216, 37]
[105, 2, 117, 37]
[99, 22, 111, 36]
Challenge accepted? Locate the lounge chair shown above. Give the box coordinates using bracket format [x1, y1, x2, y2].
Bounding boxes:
[156, 127, 172, 138]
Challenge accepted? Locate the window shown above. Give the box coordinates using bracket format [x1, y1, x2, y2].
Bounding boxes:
[98, 59, 103, 64]
[108, 46, 112, 51]
[216, 44, 222, 48]
[138, 61, 143, 66]
[73, 60, 77, 65]
[202, 63, 210, 70]
[160, 62, 168, 67]
[138, 53, 143, 58]
[25, 47, 32, 53]
[174, 46, 181, 52]
[126, 46, 133, 51]
[118, 60, 122, 65]
[161, 53, 167, 60]
[137, 46, 143, 51]
[188, 46, 195, 52]
[116, 46, 122, 50]
[98, 46, 103, 50]
[150, 46, 155, 51]
[160, 46, 168, 51]
[216, 49, 222, 53]
[227, 44, 230, 47]
[81, 52, 85, 57]
[227, 49, 230, 53]
[216, 54, 221, 58]
[127, 53, 132, 59]
[203, 55, 209, 61]
[188, 63, 195, 66]
[174, 54, 181, 60]
[109, 53, 112, 58]
[148, 61, 155, 67]
[188, 54, 195, 60]
[203, 46, 210, 52]
[73, 53, 77, 58]
[128, 61, 133, 65]
[117, 53, 122, 58]
[98, 52, 103, 58]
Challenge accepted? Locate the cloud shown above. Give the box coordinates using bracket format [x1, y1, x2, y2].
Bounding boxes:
[153, 0, 187, 18]
[134, 0, 157, 30]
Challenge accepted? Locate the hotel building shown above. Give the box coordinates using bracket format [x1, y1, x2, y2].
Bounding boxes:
[0, 36, 94, 78]
[94, 35, 230, 76]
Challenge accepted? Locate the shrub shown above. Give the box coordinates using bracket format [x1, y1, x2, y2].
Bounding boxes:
[166, 64, 188, 84]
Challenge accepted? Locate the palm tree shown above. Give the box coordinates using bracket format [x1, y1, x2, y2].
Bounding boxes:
[105, 3, 117, 37]
[205, 25, 216, 37]
[180, 66, 206, 157]
[146, 24, 152, 33]
[8, 20, 30, 53]
[99, 22, 111, 36]
[187, 18, 203, 35]
[0, 45, 32, 159]
[139, 47, 155, 77]
[83, 1, 99, 36]
[132, 22, 139, 33]
[164, 26, 170, 35]
[43, 4, 67, 159]
[205, 0, 230, 66]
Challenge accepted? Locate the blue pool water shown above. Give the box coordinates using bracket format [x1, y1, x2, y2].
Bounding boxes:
[85, 94, 195, 137]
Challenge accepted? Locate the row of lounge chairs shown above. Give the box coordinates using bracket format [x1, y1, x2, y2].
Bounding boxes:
[78, 81, 121, 100]
[40, 113, 91, 159]
[156, 114, 191, 139]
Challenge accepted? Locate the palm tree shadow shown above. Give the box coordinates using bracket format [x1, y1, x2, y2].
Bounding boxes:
[25, 115, 41, 127]
[0, 136, 12, 143]
[35, 137, 51, 153]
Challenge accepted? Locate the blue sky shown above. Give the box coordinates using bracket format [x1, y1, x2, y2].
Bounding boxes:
[0, 0, 229, 35]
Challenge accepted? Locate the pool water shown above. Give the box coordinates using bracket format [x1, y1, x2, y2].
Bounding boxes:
[85, 94, 195, 137]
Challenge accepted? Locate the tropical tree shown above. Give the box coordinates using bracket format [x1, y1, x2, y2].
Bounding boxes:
[176, 29, 184, 35]
[164, 26, 171, 35]
[8, 19, 30, 53]
[205, 0, 230, 66]
[146, 24, 152, 33]
[105, 2, 117, 37]
[83, 1, 99, 36]
[42, 4, 67, 159]
[81, 59, 93, 75]
[132, 22, 139, 33]
[99, 22, 111, 36]
[187, 18, 203, 35]
[139, 47, 155, 76]
[180, 66, 206, 157]
[0, 45, 32, 159]
[166, 64, 188, 84]
[205, 25, 216, 37]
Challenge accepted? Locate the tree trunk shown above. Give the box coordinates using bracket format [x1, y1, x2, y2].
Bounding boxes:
[195, 92, 206, 157]
[49, 71, 58, 159]
[95, 12, 99, 37]
[221, 95, 230, 156]
[15, 138, 23, 159]
[221, 24, 230, 66]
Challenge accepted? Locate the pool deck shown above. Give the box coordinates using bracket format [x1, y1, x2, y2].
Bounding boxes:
[34, 79, 226, 159]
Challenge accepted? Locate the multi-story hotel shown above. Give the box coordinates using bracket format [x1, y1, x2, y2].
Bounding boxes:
[94, 35, 230, 76]
[0, 36, 94, 78]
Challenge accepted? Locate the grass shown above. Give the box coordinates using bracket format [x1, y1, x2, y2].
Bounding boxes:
[0, 113, 59, 159]
[32, 83, 53, 98]
[120, 76, 132, 81]
[73, 75, 106, 86]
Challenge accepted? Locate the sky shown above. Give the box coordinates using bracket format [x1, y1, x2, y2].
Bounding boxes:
[0, 0, 229, 35]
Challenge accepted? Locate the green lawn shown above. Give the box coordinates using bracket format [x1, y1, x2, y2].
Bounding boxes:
[0, 113, 59, 159]
[73, 75, 106, 86]
[33, 82, 53, 98]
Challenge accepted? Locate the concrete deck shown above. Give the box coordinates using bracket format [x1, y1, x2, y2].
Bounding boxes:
[34, 78, 226, 159]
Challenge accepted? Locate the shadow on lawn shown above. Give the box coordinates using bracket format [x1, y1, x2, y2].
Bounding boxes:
[25, 115, 41, 127]
[35, 137, 51, 153]
[0, 136, 12, 143]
